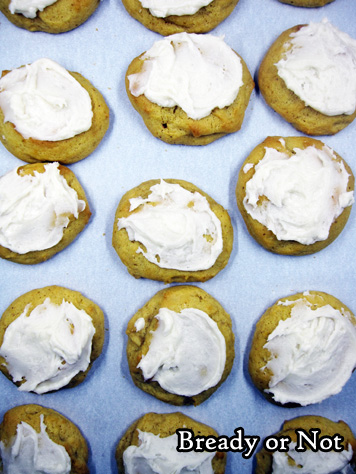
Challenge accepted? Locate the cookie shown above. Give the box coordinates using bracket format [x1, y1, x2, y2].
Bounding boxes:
[255, 415, 356, 474]
[116, 412, 226, 473]
[277, 0, 335, 5]
[0, 58, 109, 164]
[0, 162, 91, 264]
[236, 136, 354, 255]
[0, 285, 104, 394]
[0, 0, 99, 33]
[112, 179, 233, 283]
[248, 291, 356, 407]
[125, 33, 254, 145]
[258, 19, 356, 135]
[0, 404, 89, 473]
[126, 285, 234, 405]
[121, 0, 239, 35]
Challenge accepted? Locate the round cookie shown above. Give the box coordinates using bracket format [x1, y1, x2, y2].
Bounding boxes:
[0, 404, 89, 473]
[0, 61, 109, 164]
[255, 415, 356, 474]
[0, 0, 100, 33]
[0, 285, 105, 393]
[121, 0, 239, 35]
[277, 0, 334, 5]
[126, 285, 234, 405]
[258, 22, 356, 136]
[116, 412, 226, 473]
[125, 34, 254, 145]
[112, 179, 233, 283]
[248, 291, 356, 407]
[0, 162, 91, 264]
[235, 136, 354, 256]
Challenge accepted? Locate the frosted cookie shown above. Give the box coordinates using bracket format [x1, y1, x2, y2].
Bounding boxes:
[0, 0, 99, 33]
[0, 404, 89, 473]
[0, 162, 91, 264]
[236, 136, 354, 255]
[112, 179, 233, 283]
[116, 412, 226, 473]
[258, 19, 356, 135]
[255, 415, 356, 474]
[121, 0, 239, 35]
[126, 285, 234, 405]
[126, 33, 254, 145]
[0, 285, 104, 394]
[0, 58, 109, 164]
[278, 0, 335, 5]
[248, 291, 356, 407]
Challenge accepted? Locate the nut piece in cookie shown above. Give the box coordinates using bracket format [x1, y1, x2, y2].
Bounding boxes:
[126, 285, 234, 405]
[0, 58, 109, 164]
[236, 136, 354, 255]
[255, 415, 356, 474]
[116, 412, 226, 473]
[112, 179, 233, 283]
[258, 19, 356, 135]
[126, 33, 254, 145]
[248, 291, 356, 407]
[0, 162, 91, 264]
[0, 404, 89, 473]
[121, 0, 239, 35]
[0, 0, 100, 33]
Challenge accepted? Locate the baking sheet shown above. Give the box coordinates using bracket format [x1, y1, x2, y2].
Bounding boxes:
[0, 0, 356, 471]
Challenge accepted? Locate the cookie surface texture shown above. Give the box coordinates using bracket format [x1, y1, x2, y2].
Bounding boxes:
[248, 291, 356, 406]
[0, 0, 100, 33]
[236, 136, 354, 255]
[121, 0, 239, 35]
[0, 61, 109, 164]
[258, 22, 356, 135]
[0, 286, 105, 393]
[277, 0, 334, 5]
[0, 162, 91, 264]
[112, 179, 233, 283]
[0, 404, 89, 473]
[116, 412, 226, 473]
[126, 285, 234, 405]
[255, 415, 356, 474]
[125, 33, 254, 145]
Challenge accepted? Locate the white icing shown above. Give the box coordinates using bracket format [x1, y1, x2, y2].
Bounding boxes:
[135, 317, 145, 331]
[8, 0, 58, 18]
[0, 297, 95, 394]
[0, 58, 93, 140]
[138, 0, 213, 18]
[276, 19, 356, 116]
[263, 297, 356, 406]
[0, 162, 86, 254]
[272, 442, 354, 474]
[118, 180, 223, 271]
[128, 32, 243, 120]
[123, 430, 215, 474]
[138, 307, 226, 396]
[0, 415, 71, 474]
[243, 145, 354, 245]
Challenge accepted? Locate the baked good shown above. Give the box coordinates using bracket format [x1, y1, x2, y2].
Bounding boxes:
[116, 412, 226, 473]
[248, 291, 356, 407]
[0, 285, 105, 394]
[277, 0, 335, 6]
[0, 162, 91, 264]
[0, 0, 99, 33]
[255, 415, 356, 474]
[0, 404, 89, 473]
[126, 285, 234, 405]
[0, 58, 109, 164]
[121, 0, 239, 35]
[125, 32, 254, 145]
[112, 179, 233, 283]
[236, 136, 354, 255]
[258, 19, 356, 135]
